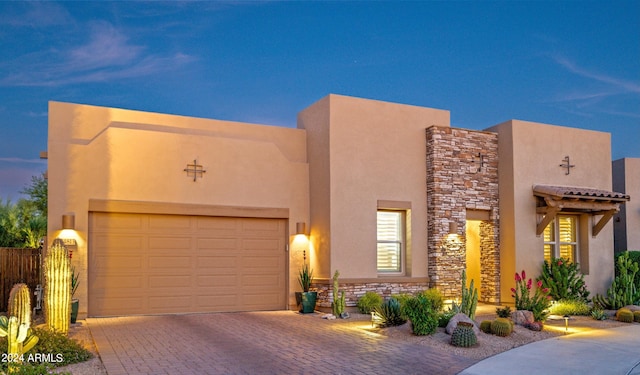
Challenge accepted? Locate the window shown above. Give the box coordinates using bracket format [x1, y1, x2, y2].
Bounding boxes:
[543, 215, 578, 263]
[377, 210, 404, 274]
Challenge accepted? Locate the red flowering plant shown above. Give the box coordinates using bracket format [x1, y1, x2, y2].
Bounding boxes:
[511, 270, 552, 322]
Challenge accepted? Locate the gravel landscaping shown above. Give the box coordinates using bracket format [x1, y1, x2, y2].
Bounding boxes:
[365, 308, 628, 361]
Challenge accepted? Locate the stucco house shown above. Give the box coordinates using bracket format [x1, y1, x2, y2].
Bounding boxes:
[47, 94, 632, 318]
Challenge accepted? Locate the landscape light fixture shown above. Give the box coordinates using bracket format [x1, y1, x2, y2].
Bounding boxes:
[564, 315, 569, 333]
[62, 214, 75, 230]
[296, 222, 306, 235]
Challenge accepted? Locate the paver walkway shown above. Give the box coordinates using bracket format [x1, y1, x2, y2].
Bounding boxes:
[88, 311, 476, 375]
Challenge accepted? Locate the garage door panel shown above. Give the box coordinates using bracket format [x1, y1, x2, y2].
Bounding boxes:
[89, 212, 286, 316]
[148, 296, 191, 310]
[148, 215, 192, 231]
[92, 254, 145, 268]
[197, 217, 238, 230]
[242, 256, 281, 268]
[148, 256, 191, 269]
[241, 218, 282, 232]
[196, 295, 239, 309]
[148, 237, 192, 250]
[196, 256, 236, 268]
[243, 239, 282, 251]
[197, 238, 238, 250]
[196, 275, 238, 287]
[92, 276, 145, 289]
[94, 213, 145, 231]
[242, 274, 281, 287]
[149, 275, 192, 288]
[94, 234, 145, 251]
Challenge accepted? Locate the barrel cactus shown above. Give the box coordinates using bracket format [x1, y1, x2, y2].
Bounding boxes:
[44, 240, 72, 335]
[479, 320, 493, 334]
[8, 283, 32, 327]
[451, 322, 478, 347]
[634, 311, 640, 323]
[616, 308, 634, 323]
[491, 317, 513, 337]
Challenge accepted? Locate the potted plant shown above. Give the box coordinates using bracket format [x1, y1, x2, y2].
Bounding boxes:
[71, 266, 79, 323]
[295, 264, 317, 313]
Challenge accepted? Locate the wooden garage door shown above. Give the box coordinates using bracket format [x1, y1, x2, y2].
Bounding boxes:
[89, 212, 286, 316]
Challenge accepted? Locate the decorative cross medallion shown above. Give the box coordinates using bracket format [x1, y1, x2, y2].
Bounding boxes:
[559, 156, 575, 175]
[184, 159, 206, 181]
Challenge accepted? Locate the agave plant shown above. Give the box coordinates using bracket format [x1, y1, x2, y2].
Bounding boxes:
[298, 264, 313, 292]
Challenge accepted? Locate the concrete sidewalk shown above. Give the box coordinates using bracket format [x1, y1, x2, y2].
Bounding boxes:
[459, 324, 640, 375]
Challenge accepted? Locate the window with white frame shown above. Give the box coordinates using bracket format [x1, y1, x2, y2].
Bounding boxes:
[377, 210, 404, 274]
[543, 215, 578, 263]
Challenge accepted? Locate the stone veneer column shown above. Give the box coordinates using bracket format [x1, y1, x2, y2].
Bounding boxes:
[426, 126, 500, 303]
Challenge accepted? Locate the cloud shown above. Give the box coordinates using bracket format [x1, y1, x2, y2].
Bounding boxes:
[546, 55, 640, 119]
[553, 56, 640, 94]
[0, 21, 196, 87]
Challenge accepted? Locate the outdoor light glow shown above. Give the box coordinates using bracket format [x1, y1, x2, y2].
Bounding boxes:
[59, 229, 77, 240]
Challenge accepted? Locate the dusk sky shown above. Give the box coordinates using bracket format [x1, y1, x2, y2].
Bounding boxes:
[1, 1, 638, 200]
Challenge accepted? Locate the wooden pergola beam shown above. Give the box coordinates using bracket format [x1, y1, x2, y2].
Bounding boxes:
[592, 209, 618, 237]
[536, 206, 560, 236]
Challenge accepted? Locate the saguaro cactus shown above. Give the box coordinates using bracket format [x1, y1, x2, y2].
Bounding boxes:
[8, 283, 31, 328]
[44, 240, 72, 335]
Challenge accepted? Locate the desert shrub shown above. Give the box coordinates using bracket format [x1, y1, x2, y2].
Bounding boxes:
[416, 288, 444, 312]
[495, 306, 511, 318]
[404, 295, 438, 335]
[634, 311, 640, 323]
[374, 298, 407, 328]
[538, 257, 590, 302]
[0, 327, 91, 373]
[437, 309, 456, 328]
[548, 299, 591, 316]
[591, 308, 608, 321]
[390, 293, 413, 318]
[357, 291, 383, 314]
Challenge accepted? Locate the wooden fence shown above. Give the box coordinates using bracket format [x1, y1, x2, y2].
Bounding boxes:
[0, 247, 42, 312]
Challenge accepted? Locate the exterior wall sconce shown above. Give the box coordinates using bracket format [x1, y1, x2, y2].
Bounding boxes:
[62, 214, 75, 230]
[449, 222, 458, 235]
[296, 222, 306, 235]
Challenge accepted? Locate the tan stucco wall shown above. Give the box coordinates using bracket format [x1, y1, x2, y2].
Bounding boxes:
[488, 120, 615, 301]
[48, 102, 310, 316]
[613, 158, 640, 251]
[299, 94, 450, 280]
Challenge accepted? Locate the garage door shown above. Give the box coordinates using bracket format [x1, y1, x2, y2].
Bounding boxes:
[89, 212, 287, 316]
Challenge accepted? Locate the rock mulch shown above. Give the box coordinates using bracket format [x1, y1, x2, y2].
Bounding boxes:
[368, 309, 628, 361]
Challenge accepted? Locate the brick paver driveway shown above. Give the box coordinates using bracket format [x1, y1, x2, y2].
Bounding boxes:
[88, 311, 476, 375]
